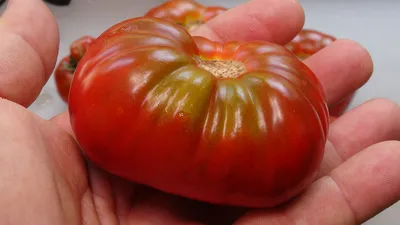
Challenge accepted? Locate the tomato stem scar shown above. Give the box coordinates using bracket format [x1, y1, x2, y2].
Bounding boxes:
[186, 21, 203, 32]
[193, 56, 247, 79]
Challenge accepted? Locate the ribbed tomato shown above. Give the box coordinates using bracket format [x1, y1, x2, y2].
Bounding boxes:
[144, 0, 226, 32]
[69, 17, 329, 208]
[285, 29, 336, 60]
[54, 35, 94, 102]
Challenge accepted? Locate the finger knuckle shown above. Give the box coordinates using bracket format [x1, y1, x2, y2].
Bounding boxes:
[335, 38, 374, 78]
[368, 98, 400, 115]
[372, 140, 400, 153]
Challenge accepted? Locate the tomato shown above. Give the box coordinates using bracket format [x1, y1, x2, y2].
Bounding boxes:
[145, 0, 226, 32]
[54, 56, 74, 102]
[54, 36, 94, 102]
[69, 17, 329, 208]
[69, 35, 95, 62]
[285, 29, 336, 60]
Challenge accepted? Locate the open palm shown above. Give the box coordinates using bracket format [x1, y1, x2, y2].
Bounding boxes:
[0, 0, 399, 224]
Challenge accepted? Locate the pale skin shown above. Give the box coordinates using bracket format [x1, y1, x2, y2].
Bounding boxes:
[0, 0, 399, 224]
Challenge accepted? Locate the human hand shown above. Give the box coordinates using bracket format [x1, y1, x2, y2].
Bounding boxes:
[1, 0, 399, 224]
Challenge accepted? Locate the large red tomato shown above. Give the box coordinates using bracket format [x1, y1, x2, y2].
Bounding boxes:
[54, 35, 94, 102]
[69, 17, 329, 208]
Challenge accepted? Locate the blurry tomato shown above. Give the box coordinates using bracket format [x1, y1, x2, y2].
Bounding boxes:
[285, 29, 336, 60]
[70, 35, 95, 62]
[69, 17, 330, 208]
[54, 56, 75, 103]
[54, 36, 94, 102]
[145, 0, 226, 32]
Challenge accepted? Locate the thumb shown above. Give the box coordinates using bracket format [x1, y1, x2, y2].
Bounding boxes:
[0, 0, 59, 107]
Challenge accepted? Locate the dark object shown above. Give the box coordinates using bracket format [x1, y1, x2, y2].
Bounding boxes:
[1, 0, 71, 6]
[44, 0, 71, 5]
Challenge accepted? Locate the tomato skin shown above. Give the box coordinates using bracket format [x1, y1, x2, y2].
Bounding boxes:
[69, 35, 95, 62]
[54, 56, 74, 102]
[144, 0, 226, 31]
[69, 17, 329, 208]
[285, 29, 336, 60]
[54, 36, 94, 102]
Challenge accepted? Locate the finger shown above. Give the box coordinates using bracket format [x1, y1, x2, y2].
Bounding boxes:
[0, 0, 59, 107]
[127, 185, 245, 225]
[235, 141, 400, 225]
[51, 111, 74, 136]
[329, 93, 355, 117]
[0, 98, 85, 224]
[192, 0, 305, 44]
[318, 98, 400, 176]
[304, 39, 373, 107]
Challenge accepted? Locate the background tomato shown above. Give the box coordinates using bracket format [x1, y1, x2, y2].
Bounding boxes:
[285, 29, 336, 60]
[69, 17, 329, 208]
[144, 0, 226, 32]
[54, 56, 75, 102]
[54, 35, 94, 102]
[69, 35, 95, 62]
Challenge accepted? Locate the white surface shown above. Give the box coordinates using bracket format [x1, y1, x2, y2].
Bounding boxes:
[1, 0, 399, 224]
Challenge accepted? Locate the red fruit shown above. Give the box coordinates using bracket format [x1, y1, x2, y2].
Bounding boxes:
[69, 17, 329, 208]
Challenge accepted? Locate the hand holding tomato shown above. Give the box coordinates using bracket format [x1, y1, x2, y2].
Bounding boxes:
[69, 16, 331, 208]
[0, 0, 399, 224]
